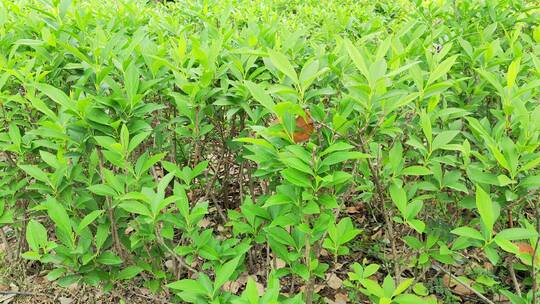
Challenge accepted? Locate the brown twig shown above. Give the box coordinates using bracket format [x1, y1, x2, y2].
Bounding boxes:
[357, 135, 400, 281]
[96, 148, 125, 260]
[317, 119, 400, 279]
[433, 263, 495, 304]
[507, 258, 521, 297]
[155, 227, 197, 274]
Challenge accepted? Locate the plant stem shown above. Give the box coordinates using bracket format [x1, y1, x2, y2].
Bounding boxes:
[358, 136, 400, 281]
[304, 233, 314, 304]
[433, 263, 495, 304]
[507, 258, 521, 297]
[96, 148, 124, 259]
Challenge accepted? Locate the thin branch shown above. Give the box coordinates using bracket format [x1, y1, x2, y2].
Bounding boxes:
[318, 120, 400, 278]
[155, 227, 197, 274]
[507, 258, 521, 297]
[433, 263, 495, 304]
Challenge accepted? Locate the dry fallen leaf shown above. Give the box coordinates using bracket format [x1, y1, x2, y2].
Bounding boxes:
[325, 292, 348, 304]
[275, 258, 286, 269]
[442, 274, 473, 296]
[335, 292, 348, 304]
[326, 273, 343, 290]
[197, 217, 211, 228]
[164, 259, 174, 271]
[59, 297, 74, 304]
[346, 206, 361, 214]
[222, 280, 242, 293]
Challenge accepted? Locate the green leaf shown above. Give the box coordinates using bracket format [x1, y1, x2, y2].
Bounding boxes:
[18, 165, 49, 183]
[118, 201, 152, 217]
[475, 185, 495, 233]
[419, 111, 432, 145]
[507, 58, 520, 88]
[26, 220, 47, 252]
[389, 183, 407, 215]
[8, 123, 21, 150]
[394, 294, 425, 304]
[320, 142, 354, 156]
[393, 278, 414, 296]
[267, 49, 298, 83]
[427, 55, 458, 86]
[124, 62, 140, 104]
[281, 168, 312, 188]
[214, 256, 242, 294]
[279, 155, 312, 175]
[97, 251, 123, 265]
[451, 226, 484, 241]
[245, 81, 275, 113]
[241, 277, 259, 303]
[267, 227, 297, 247]
[477, 69, 504, 95]
[88, 184, 117, 197]
[46, 198, 72, 237]
[432, 131, 459, 151]
[495, 228, 538, 241]
[76, 210, 104, 234]
[34, 83, 75, 112]
[167, 279, 208, 295]
[344, 39, 369, 79]
[47, 268, 67, 281]
[27, 94, 57, 119]
[321, 151, 369, 167]
[116, 266, 143, 280]
[401, 166, 431, 176]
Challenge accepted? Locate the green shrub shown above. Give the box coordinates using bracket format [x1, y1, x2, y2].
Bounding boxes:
[0, 0, 539, 303]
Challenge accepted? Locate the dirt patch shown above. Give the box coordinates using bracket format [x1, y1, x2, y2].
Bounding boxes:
[0, 253, 170, 304]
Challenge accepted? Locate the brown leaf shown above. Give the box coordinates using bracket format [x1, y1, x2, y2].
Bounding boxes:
[275, 258, 286, 269]
[452, 283, 473, 296]
[515, 242, 540, 264]
[270, 110, 314, 143]
[59, 297, 74, 304]
[293, 111, 313, 143]
[346, 206, 361, 214]
[517, 242, 534, 255]
[222, 280, 242, 293]
[197, 217, 211, 228]
[327, 273, 343, 290]
[335, 292, 348, 303]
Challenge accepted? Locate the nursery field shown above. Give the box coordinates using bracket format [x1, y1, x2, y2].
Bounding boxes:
[1, 0, 540, 303]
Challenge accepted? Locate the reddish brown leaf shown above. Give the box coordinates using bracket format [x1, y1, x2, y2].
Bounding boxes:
[269, 111, 314, 143]
[516, 242, 534, 255]
[293, 111, 313, 143]
[515, 242, 540, 264]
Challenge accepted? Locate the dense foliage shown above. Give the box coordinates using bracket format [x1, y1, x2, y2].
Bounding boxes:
[1, 0, 540, 303]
